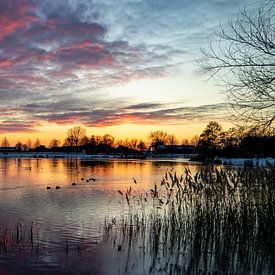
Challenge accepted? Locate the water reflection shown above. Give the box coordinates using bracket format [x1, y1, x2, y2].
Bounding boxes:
[0, 157, 198, 273]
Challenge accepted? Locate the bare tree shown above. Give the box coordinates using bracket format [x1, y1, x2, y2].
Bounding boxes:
[49, 139, 61, 148]
[221, 127, 243, 148]
[1, 137, 10, 148]
[190, 135, 199, 147]
[124, 138, 139, 150]
[90, 135, 103, 146]
[15, 141, 23, 151]
[64, 126, 86, 146]
[182, 138, 190, 146]
[34, 138, 41, 148]
[202, 1, 275, 133]
[167, 134, 178, 145]
[102, 134, 115, 147]
[149, 131, 169, 148]
[80, 136, 90, 146]
[137, 140, 147, 151]
[26, 139, 33, 150]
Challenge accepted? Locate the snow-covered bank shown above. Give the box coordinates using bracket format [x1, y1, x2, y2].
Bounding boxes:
[0, 152, 116, 159]
[215, 157, 275, 166]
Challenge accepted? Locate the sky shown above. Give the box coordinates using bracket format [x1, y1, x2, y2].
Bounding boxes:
[0, 0, 257, 145]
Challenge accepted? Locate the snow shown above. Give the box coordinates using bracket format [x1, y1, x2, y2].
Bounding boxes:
[216, 157, 275, 166]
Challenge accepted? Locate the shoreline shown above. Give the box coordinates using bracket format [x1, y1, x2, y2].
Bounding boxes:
[0, 152, 197, 164]
[0, 152, 275, 166]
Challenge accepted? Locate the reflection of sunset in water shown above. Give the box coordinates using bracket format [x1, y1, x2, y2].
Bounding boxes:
[0, 158, 202, 219]
[0, 157, 201, 271]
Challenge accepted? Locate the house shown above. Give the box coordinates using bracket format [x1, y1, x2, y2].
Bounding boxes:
[153, 144, 195, 154]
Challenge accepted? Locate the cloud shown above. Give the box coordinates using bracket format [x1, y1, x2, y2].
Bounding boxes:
[0, 0, 145, 91]
[0, 0, 37, 40]
[0, 123, 37, 134]
[18, 100, 227, 128]
[123, 103, 165, 110]
[0, 0, 253, 133]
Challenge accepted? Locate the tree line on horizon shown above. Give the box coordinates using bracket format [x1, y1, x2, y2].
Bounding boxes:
[0, 126, 188, 152]
[1, 122, 275, 157]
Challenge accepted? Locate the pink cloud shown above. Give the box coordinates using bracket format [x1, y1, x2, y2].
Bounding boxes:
[89, 114, 160, 127]
[0, 59, 13, 68]
[0, 0, 37, 40]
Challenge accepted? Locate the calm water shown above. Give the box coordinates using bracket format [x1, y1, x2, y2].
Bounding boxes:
[0, 157, 200, 274]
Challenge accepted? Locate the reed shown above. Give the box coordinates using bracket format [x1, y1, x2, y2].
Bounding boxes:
[105, 165, 275, 274]
[0, 220, 46, 256]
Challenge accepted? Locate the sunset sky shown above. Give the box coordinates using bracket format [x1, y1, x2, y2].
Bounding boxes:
[0, 0, 256, 145]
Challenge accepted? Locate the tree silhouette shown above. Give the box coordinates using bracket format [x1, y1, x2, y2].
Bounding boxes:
[1, 137, 9, 148]
[167, 134, 178, 145]
[34, 138, 41, 148]
[137, 140, 147, 151]
[64, 126, 86, 146]
[190, 135, 199, 147]
[26, 139, 33, 150]
[199, 121, 222, 151]
[202, 1, 275, 133]
[102, 134, 115, 147]
[80, 136, 90, 146]
[149, 131, 169, 149]
[49, 139, 61, 148]
[15, 141, 23, 151]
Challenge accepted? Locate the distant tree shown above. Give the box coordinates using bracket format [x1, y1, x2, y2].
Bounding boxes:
[15, 141, 23, 151]
[1, 137, 9, 148]
[63, 139, 70, 147]
[181, 138, 190, 146]
[33, 138, 41, 148]
[190, 135, 199, 147]
[22, 143, 29, 151]
[93, 135, 103, 145]
[89, 135, 97, 146]
[130, 138, 139, 150]
[221, 127, 242, 149]
[116, 138, 147, 151]
[137, 140, 147, 151]
[26, 139, 33, 150]
[149, 131, 169, 148]
[102, 134, 115, 147]
[167, 134, 178, 145]
[80, 136, 90, 146]
[199, 121, 223, 151]
[64, 126, 86, 146]
[49, 139, 61, 148]
[124, 138, 139, 150]
[201, 1, 275, 133]
[115, 139, 124, 148]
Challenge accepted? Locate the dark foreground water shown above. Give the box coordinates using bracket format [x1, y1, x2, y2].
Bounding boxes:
[0, 157, 201, 274]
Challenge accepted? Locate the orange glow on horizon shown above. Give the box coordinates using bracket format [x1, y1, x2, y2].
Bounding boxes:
[0, 121, 233, 147]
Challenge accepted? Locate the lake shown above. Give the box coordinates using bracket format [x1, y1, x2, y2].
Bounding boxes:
[0, 157, 201, 274]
